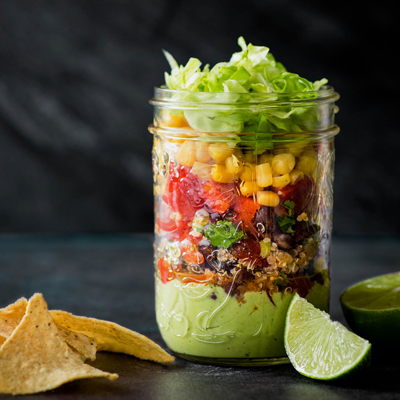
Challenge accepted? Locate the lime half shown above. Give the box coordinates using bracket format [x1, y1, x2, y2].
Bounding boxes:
[340, 272, 400, 344]
[284, 294, 371, 380]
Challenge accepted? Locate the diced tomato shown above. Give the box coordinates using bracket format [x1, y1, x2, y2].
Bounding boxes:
[187, 230, 203, 244]
[233, 197, 260, 237]
[178, 171, 206, 209]
[179, 229, 191, 241]
[234, 196, 260, 221]
[162, 162, 196, 227]
[157, 217, 177, 232]
[180, 239, 204, 265]
[158, 258, 175, 284]
[202, 181, 239, 214]
[231, 237, 268, 269]
[182, 251, 204, 265]
[273, 175, 316, 217]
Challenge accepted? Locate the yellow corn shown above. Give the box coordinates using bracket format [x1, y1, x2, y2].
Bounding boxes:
[233, 148, 244, 159]
[208, 143, 235, 164]
[256, 163, 273, 187]
[195, 142, 211, 163]
[239, 164, 256, 181]
[289, 169, 304, 185]
[272, 153, 296, 175]
[258, 153, 273, 165]
[286, 143, 307, 157]
[240, 181, 261, 197]
[296, 152, 317, 174]
[191, 161, 213, 180]
[273, 148, 286, 155]
[163, 113, 190, 128]
[225, 154, 243, 174]
[176, 141, 196, 167]
[272, 174, 291, 188]
[243, 151, 257, 164]
[302, 145, 317, 154]
[211, 164, 234, 183]
[257, 191, 280, 207]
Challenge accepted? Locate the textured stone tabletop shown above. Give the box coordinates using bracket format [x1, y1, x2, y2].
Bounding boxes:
[1, 234, 400, 399]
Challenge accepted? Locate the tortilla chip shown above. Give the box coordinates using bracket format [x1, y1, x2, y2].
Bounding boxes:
[0, 297, 28, 338]
[50, 311, 175, 363]
[0, 297, 96, 360]
[56, 324, 97, 361]
[0, 294, 118, 395]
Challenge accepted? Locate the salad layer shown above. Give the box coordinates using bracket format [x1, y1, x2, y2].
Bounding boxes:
[154, 135, 331, 301]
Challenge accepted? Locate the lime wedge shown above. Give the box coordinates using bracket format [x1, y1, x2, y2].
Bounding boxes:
[284, 294, 371, 380]
[340, 272, 400, 344]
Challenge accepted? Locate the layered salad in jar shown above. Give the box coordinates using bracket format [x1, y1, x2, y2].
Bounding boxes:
[150, 37, 338, 364]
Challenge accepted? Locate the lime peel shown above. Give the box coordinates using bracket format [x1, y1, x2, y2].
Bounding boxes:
[284, 294, 371, 380]
[340, 272, 400, 344]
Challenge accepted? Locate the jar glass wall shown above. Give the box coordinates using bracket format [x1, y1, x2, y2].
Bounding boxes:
[149, 87, 339, 366]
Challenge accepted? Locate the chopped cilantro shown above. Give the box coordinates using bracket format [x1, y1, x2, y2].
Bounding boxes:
[275, 272, 288, 286]
[276, 201, 296, 233]
[203, 220, 245, 249]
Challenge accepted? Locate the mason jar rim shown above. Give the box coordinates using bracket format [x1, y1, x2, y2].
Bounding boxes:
[150, 85, 340, 109]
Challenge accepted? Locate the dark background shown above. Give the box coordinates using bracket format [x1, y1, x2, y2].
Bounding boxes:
[1, 0, 399, 235]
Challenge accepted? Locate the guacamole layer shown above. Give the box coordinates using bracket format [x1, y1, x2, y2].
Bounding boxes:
[156, 275, 329, 359]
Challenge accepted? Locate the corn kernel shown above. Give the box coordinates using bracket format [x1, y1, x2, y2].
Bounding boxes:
[297, 153, 317, 174]
[289, 169, 304, 184]
[233, 148, 244, 159]
[195, 141, 211, 163]
[258, 153, 273, 165]
[302, 145, 317, 155]
[272, 174, 291, 188]
[225, 154, 243, 174]
[176, 141, 196, 167]
[256, 163, 273, 187]
[273, 148, 286, 155]
[162, 113, 190, 128]
[243, 151, 257, 164]
[211, 164, 234, 183]
[272, 153, 296, 175]
[239, 164, 256, 181]
[240, 181, 261, 197]
[191, 161, 213, 180]
[208, 143, 235, 164]
[286, 143, 307, 157]
[257, 191, 280, 207]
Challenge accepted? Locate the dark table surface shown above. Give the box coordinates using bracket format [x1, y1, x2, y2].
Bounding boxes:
[1, 234, 400, 399]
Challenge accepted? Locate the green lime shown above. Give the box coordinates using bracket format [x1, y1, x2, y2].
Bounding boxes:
[284, 293, 371, 380]
[340, 272, 400, 344]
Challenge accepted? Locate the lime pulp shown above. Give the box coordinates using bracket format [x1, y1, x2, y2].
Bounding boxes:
[284, 294, 371, 380]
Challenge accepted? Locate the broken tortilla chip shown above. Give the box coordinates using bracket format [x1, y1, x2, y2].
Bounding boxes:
[56, 324, 97, 361]
[50, 311, 175, 363]
[0, 293, 118, 395]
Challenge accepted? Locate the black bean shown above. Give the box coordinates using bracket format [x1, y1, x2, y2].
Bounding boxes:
[273, 233, 294, 249]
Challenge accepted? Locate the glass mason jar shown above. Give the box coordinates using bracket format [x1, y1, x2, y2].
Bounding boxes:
[149, 86, 340, 366]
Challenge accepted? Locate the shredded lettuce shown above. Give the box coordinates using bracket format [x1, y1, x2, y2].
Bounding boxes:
[164, 37, 326, 95]
[162, 37, 328, 143]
